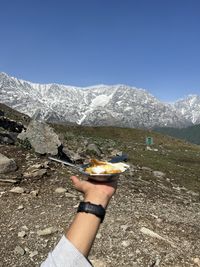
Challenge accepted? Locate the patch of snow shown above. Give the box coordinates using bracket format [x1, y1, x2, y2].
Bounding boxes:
[77, 113, 87, 125]
[124, 107, 132, 111]
[90, 95, 111, 108]
[77, 94, 114, 124]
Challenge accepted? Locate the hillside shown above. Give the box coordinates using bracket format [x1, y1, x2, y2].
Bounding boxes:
[154, 124, 200, 145]
[0, 102, 30, 125]
[0, 105, 200, 266]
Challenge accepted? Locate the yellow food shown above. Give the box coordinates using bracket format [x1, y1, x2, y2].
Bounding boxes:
[85, 159, 129, 175]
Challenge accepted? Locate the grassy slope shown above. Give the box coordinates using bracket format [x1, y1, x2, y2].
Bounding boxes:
[53, 124, 200, 192]
[1, 101, 199, 192]
[0, 103, 30, 125]
[154, 124, 200, 145]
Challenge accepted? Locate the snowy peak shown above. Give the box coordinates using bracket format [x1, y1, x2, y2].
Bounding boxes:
[174, 95, 200, 124]
[0, 72, 199, 128]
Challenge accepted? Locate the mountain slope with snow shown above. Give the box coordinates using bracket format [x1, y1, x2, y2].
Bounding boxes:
[174, 95, 200, 124]
[0, 72, 198, 128]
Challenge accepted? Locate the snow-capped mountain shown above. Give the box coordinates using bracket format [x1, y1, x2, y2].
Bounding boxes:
[0, 72, 197, 128]
[174, 95, 200, 124]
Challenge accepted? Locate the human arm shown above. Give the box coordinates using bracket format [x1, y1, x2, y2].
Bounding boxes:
[41, 175, 117, 266]
[66, 176, 117, 257]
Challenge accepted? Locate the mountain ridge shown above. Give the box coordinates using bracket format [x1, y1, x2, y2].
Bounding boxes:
[0, 72, 199, 128]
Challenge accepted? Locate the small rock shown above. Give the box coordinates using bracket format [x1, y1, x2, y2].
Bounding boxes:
[10, 187, 25, 194]
[17, 205, 24, 210]
[135, 249, 140, 254]
[0, 153, 17, 174]
[27, 163, 43, 171]
[110, 150, 123, 157]
[96, 233, 102, 239]
[23, 169, 47, 178]
[146, 146, 152, 151]
[0, 191, 5, 197]
[30, 190, 39, 196]
[24, 247, 30, 252]
[140, 227, 175, 247]
[194, 258, 200, 267]
[43, 161, 50, 169]
[37, 227, 57, 236]
[122, 240, 131, 247]
[42, 242, 48, 248]
[55, 187, 67, 193]
[128, 252, 134, 257]
[14, 245, 25, 256]
[86, 143, 102, 157]
[29, 250, 38, 258]
[154, 258, 161, 266]
[18, 231, 26, 238]
[21, 225, 29, 231]
[62, 147, 83, 163]
[79, 195, 84, 201]
[153, 171, 165, 178]
[121, 224, 129, 232]
[156, 218, 163, 224]
[90, 259, 107, 267]
[65, 192, 77, 198]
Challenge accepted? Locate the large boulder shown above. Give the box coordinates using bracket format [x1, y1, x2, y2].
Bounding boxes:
[18, 120, 61, 155]
[0, 153, 17, 174]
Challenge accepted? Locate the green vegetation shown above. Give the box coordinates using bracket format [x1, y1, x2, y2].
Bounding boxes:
[2, 101, 199, 193]
[0, 103, 30, 125]
[52, 123, 200, 193]
[17, 137, 32, 150]
[154, 124, 200, 145]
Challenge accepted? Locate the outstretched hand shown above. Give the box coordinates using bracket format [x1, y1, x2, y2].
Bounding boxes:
[70, 176, 118, 208]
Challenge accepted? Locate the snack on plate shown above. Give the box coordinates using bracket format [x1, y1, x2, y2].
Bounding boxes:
[85, 159, 129, 175]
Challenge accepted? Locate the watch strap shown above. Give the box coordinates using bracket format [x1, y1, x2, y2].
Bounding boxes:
[77, 201, 105, 223]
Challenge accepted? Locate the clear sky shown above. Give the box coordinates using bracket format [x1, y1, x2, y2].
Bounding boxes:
[0, 0, 200, 102]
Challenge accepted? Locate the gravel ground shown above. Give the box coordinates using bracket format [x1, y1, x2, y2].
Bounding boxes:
[0, 145, 200, 267]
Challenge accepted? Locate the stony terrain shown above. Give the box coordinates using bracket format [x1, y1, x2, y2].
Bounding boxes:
[0, 104, 200, 267]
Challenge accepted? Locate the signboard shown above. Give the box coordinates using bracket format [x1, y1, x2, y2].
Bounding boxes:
[146, 136, 153, 145]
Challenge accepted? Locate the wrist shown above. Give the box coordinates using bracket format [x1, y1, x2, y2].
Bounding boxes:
[84, 192, 110, 209]
[77, 201, 105, 223]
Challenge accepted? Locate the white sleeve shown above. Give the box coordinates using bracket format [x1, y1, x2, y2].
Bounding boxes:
[41, 235, 92, 267]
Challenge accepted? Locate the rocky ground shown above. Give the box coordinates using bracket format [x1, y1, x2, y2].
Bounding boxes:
[0, 105, 200, 267]
[1, 143, 200, 267]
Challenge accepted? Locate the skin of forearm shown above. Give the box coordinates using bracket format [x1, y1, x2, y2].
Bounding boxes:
[65, 192, 110, 257]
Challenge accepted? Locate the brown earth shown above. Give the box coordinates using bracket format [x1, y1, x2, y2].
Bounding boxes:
[0, 142, 200, 267]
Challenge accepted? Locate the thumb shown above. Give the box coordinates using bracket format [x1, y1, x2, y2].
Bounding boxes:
[70, 176, 85, 192]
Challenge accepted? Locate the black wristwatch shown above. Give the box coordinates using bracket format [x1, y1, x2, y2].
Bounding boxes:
[77, 201, 106, 223]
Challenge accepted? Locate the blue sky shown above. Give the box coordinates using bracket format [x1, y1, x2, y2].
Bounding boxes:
[0, 0, 200, 102]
